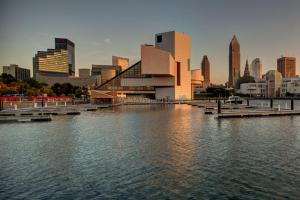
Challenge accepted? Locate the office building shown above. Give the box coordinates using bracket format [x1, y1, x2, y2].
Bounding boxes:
[55, 38, 75, 76]
[250, 58, 262, 79]
[277, 57, 296, 78]
[2, 64, 30, 81]
[201, 55, 210, 88]
[228, 35, 240, 88]
[33, 49, 69, 79]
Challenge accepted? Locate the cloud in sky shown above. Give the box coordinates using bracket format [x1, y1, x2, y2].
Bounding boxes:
[104, 38, 111, 44]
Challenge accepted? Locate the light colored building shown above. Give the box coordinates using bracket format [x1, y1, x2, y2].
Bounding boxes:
[266, 70, 282, 97]
[239, 81, 267, 97]
[91, 65, 121, 85]
[239, 71, 300, 98]
[112, 56, 129, 71]
[277, 57, 296, 78]
[79, 69, 91, 78]
[33, 49, 69, 79]
[2, 64, 30, 81]
[250, 58, 262, 79]
[191, 69, 204, 99]
[281, 78, 300, 97]
[228, 35, 240, 88]
[92, 31, 192, 102]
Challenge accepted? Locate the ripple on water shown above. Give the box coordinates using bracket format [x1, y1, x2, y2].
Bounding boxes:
[0, 104, 300, 199]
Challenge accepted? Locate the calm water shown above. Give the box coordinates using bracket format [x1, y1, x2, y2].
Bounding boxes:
[1, 104, 300, 200]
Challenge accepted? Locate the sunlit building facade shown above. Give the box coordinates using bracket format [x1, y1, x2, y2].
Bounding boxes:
[112, 56, 129, 71]
[33, 49, 69, 79]
[277, 57, 296, 78]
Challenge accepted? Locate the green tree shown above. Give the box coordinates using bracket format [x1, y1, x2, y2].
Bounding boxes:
[0, 73, 16, 84]
[51, 83, 63, 96]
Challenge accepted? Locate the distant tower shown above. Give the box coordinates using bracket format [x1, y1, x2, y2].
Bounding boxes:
[201, 55, 210, 87]
[250, 58, 262, 79]
[55, 38, 75, 76]
[244, 59, 250, 77]
[229, 35, 240, 88]
[277, 57, 296, 78]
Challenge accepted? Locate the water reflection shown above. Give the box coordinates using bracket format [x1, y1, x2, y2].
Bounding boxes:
[0, 105, 300, 199]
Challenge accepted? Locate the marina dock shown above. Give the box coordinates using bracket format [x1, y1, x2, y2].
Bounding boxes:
[0, 115, 52, 123]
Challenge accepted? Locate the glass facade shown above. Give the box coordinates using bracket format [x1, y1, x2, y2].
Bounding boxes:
[55, 38, 75, 76]
[33, 49, 69, 78]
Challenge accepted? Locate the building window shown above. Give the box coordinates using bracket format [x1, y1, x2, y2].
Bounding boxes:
[187, 58, 190, 71]
[177, 62, 181, 86]
[156, 35, 162, 43]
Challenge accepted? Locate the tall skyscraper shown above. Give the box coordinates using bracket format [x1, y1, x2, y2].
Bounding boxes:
[55, 38, 75, 76]
[201, 55, 210, 88]
[228, 35, 240, 88]
[250, 58, 262, 79]
[277, 57, 296, 78]
[244, 59, 250, 77]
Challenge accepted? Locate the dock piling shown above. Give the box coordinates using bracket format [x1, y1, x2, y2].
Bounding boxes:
[218, 99, 221, 114]
[270, 99, 273, 108]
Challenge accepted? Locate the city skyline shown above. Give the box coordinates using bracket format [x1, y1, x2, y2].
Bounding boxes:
[1, 0, 300, 84]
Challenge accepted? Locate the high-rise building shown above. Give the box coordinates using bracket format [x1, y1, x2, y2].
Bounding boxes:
[55, 38, 75, 76]
[2, 64, 30, 81]
[201, 55, 210, 88]
[244, 59, 250, 77]
[229, 35, 240, 88]
[33, 49, 69, 79]
[277, 57, 296, 78]
[250, 58, 262, 79]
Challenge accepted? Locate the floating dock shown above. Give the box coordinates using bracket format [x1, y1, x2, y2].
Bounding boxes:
[0, 115, 52, 123]
[217, 110, 300, 118]
[0, 107, 81, 116]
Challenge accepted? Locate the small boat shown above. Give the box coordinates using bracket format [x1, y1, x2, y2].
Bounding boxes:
[226, 96, 243, 104]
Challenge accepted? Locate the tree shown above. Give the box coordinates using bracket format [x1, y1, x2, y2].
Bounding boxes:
[25, 78, 42, 89]
[51, 83, 63, 96]
[0, 73, 16, 84]
[61, 83, 74, 96]
[74, 87, 83, 98]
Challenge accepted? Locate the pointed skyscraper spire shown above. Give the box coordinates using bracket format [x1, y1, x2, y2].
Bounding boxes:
[244, 59, 250, 77]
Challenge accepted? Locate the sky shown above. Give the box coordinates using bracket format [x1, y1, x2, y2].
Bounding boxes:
[1, 0, 300, 84]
